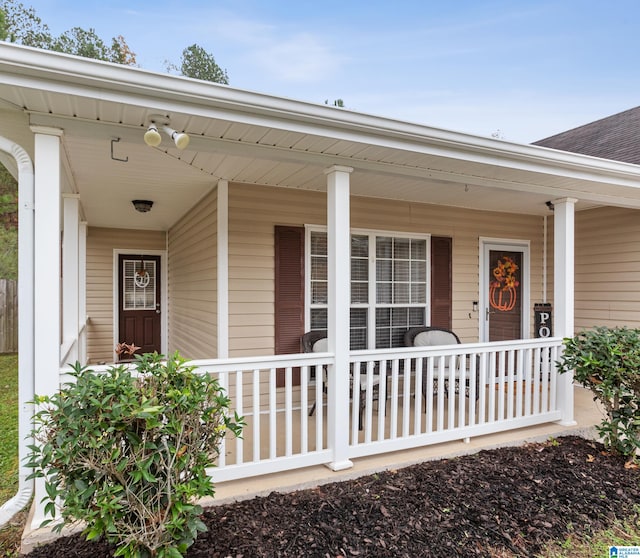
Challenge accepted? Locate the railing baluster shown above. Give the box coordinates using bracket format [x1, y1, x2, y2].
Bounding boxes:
[436, 356, 445, 431]
[533, 348, 541, 414]
[426, 357, 434, 433]
[235, 370, 243, 465]
[285, 366, 292, 457]
[217, 371, 228, 468]
[457, 352, 467, 428]
[402, 357, 411, 437]
[300, 365, 309, 454]
[414, 357, 423, 435]
[315, 364, 323, 448]
[541, 346, 550, 412]
[507, 349, 515, 419]
[252, 369, 260, 463]
[377, 359, 388, 441]
[390, 358, 399, 438]
[269, 367, 277, 459]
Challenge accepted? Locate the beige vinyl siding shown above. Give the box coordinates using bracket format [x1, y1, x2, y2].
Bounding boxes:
[167, 188, 217, 359]
[228, 183, 546, 354]
[228, 184, 325, 356]
[575, 207, 640, 329]
[86, 227, 166, 363]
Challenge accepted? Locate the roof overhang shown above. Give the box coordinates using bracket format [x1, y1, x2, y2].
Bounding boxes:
[1, 43, 639, 230]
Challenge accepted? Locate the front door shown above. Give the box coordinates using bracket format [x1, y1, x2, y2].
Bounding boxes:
[118, 254, 161, 357]
[482, 244, 527, 342]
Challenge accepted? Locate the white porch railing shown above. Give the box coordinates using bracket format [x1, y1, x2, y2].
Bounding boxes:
[189, 337, 563, 483]
[55, 338, 564, 486]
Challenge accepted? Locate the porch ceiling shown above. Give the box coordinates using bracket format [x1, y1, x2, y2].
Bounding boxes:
[1, 45, 640, 231]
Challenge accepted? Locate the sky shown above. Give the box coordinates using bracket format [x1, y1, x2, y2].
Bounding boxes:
[16, 0, 640, 143]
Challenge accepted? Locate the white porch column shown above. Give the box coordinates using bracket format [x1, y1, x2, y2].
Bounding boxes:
[553, 197, 577, 426]
[217, 179, 229, 359]
[31, 127, 63, 528]
[62, 194, 80, 364]
[78, 221, 87, 364]
[325, 165, 353, 471]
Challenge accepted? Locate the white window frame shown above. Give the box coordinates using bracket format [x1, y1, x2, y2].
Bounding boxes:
[305, 225, 431, 349]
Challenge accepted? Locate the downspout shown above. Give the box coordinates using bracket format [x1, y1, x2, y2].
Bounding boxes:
[0, 137, 35, 527]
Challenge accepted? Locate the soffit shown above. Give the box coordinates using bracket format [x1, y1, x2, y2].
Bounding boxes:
[1, 62, 640, 230]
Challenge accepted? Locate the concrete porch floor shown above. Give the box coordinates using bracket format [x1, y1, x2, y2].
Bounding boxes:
[208, 385, 603, 507]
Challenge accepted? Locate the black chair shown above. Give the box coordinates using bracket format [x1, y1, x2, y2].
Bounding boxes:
[404, 326, 479, 400]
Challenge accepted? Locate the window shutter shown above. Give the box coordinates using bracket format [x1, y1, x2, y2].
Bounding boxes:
[275, 226, 305, 386]
[431, 236, 452, 329]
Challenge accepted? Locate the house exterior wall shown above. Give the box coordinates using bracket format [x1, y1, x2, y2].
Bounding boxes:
[167, 188, 218, 359]
[575, 206, 640, 329]
[227, 183, 546, 356]
[86, 227, 166, 363]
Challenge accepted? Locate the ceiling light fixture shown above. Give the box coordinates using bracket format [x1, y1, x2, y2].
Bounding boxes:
[132, 199, 154, 213]
[143, 114, 190, 150]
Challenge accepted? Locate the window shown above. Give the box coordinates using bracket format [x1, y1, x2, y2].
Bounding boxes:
[308, 229, 428, 349]
[122, 259, 157, 310]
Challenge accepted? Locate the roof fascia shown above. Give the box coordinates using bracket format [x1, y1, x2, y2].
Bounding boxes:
[2, 44, 640, 186]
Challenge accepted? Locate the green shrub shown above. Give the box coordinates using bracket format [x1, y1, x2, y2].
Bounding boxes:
[27, 352, 243, 558]
[557, 326, 640, 460]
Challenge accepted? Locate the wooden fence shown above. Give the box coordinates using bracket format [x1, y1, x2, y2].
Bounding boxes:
[0, 279, 17, 353]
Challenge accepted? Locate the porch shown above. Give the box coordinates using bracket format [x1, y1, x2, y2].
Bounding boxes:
[53, 335, 599, 508]
[186, 337, 572, 484]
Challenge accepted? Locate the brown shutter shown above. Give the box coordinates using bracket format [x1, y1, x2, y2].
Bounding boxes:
[431, 236, 452, 329]
[274, 226, 305, 386]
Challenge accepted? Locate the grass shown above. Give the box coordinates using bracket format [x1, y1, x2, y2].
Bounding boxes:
[0, 354, 18, 503]
[0, 352, 638, 557]
[0, 353, 21, 558]
[537, 513, 640, 557]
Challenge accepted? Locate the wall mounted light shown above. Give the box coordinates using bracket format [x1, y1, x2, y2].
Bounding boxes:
[132, 199, 154, 213]
[143, 114, 190, 150]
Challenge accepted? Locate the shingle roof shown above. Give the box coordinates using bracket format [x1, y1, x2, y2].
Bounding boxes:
[533, 106, 640, 165]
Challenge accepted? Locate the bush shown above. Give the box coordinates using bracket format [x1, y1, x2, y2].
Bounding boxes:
[557, 326, 640, 460]
[27, 352, 243, 558]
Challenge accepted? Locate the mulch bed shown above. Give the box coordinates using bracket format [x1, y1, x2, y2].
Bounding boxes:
[26, 436, 639, 557]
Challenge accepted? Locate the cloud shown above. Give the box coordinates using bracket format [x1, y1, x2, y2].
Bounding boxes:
[250, 32, 343, 82]
[170, 10, 347, 84]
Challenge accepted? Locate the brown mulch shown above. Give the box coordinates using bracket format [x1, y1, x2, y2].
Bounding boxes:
[25, 436, 640, 557]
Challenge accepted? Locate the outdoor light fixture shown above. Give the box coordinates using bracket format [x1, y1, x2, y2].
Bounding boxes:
[162, 125, 190, 150]
[545, 201, 554, 211]
[132, 199, 154, 213]
[143, 114, 190, 150]
[143, 123, 162, 147]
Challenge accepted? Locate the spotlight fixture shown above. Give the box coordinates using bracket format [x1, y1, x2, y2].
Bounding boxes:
[143, 123, 162, 147]
[143, 114, 190, 150]
[132, 199, 154, 213]
[545, 201, 554, 211]
[163, 125, 190, 150]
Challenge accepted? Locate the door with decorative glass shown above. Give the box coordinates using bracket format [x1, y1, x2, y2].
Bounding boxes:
[118, 254, 161, 358]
